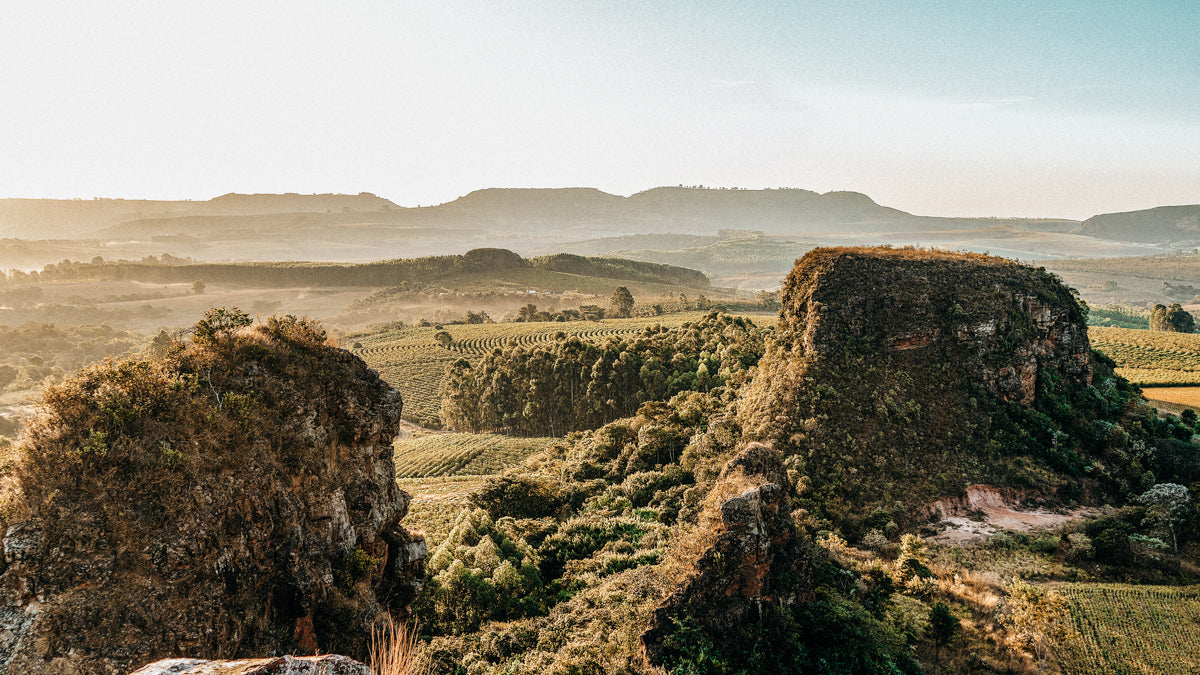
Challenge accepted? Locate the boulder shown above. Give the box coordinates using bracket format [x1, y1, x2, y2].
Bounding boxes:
[130, 655, 370, 675]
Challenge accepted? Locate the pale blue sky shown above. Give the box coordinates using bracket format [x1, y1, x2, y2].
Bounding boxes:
[1, 1, 1196, 218]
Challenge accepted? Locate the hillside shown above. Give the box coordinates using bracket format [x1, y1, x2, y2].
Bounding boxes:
[412, 248, 1200, 674]
[1077, 205, 1200, 244]
[1048, 251, 1200, 283]
[8, 248, 711, 291]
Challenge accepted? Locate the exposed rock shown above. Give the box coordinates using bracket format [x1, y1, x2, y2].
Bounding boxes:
[0, 317, 424, 674]
[928, 485, 1102, 544]
[773, 247, 1091, 405]
[737, 247, 1098, 524]
[129, 655, 370, 675]
[641, 444, 810, 668]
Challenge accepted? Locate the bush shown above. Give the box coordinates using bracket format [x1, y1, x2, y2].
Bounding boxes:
[471, 475, 565, 519]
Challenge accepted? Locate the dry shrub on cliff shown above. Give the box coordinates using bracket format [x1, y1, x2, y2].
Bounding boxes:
[660, 465, 760, 586]
[370, 615, 427, 675]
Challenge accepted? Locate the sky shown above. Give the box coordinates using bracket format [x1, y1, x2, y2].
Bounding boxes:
[0, 1, 1197, 219]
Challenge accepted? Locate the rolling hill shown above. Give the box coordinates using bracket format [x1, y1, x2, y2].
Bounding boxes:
[1076, 205, 1200, 244]
[0, 187, 1084, 242]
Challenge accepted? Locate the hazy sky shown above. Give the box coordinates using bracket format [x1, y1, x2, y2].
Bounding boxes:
[1, 1, 1197, 219]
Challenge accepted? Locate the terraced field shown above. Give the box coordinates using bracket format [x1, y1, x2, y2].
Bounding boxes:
[1055, 583, 1200, 674]
[353, 312, 723, 423]
[393, 432, 555, 478]
[1089, 326, 1200, 386]
[397, 476, 486, 548]
[393, 432, 556, 549]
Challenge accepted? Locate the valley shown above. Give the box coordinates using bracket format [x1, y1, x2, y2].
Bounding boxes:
[3, 196, 1200, 674]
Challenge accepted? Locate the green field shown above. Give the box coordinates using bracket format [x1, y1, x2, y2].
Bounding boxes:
[353, 311, 727, 423]
[1089, 326, 1200, 386]
[1055, 583, 1200, 674]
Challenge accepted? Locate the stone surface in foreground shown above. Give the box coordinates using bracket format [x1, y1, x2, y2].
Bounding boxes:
[130, 655, 370, 675]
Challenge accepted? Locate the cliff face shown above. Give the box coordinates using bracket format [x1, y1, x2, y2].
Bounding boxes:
[0, 316, 424, 674]
[778, 247, 1091, 405]
[738, 247, 1097, 528]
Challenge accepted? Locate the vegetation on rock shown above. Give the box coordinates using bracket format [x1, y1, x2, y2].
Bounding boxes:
[0, 309, 424, 674]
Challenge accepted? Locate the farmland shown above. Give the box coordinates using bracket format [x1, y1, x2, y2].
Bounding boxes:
[393, 432, 556, 547]
[1088, 326, 1200, 386]
[397, 476, 488, 547]
[1055, 583, 1200, 674]
[393, 432, 554, 478]
[1136, 387, 1200, 415]
[352, 311, 740, 423]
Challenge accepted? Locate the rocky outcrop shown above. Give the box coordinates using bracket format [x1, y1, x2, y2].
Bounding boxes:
[736, 247, 1099, 524]
[0, 317, 425, 674]
[130, 655, 370, 675]
[641, 443, 810, 668]
[778, 247, 1091, 405]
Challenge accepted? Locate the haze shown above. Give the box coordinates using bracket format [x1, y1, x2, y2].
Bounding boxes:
[1, 1, 1197, 219]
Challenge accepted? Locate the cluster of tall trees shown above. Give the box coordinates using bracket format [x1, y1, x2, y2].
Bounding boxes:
[439, 312, 765, 436]
[1150, 303, 1196, 333]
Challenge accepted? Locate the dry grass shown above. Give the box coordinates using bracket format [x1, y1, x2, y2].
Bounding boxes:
[369, 614, 427, 675]
[1140, 386, 1200, 411]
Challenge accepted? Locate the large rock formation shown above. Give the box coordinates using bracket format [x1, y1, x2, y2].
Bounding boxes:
[738, 247, 1099, 528]
[765, 246, 1091, 405]
[0, 315, 424, 674]
[641, 443, 811, 669]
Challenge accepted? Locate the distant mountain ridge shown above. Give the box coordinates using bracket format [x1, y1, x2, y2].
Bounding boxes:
[0, 187, 1081, 240]
[0, 192, 398, 239]
[1076, 205, 1200, 244]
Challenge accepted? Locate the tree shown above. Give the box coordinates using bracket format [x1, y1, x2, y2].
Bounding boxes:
[192, 307, 252, 344]
[893, 534, 935, 595]
[610, 287, 634, 318]
[517, 304, 539, 322]
[1150, 303, 1196, 333]
[464, 310, 490, 324]
[927, 602, 958, 664]
[1136, 482, 1191, 551]
[579, 305, 606, 321]
[192, 280, 206, 295]
[755, 290, 780, 310]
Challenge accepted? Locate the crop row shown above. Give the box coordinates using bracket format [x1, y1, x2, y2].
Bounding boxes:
[393, 433, 554, 479]
[1089, 327, 1200, 386]
[1055, 583, 1200, 674]
[447, 327, 635, 356]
